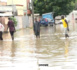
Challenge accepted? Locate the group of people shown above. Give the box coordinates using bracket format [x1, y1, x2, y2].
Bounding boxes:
[0, 17, 40, 41]
[0, 15, 69, 41]
[33, 15, 69, 38]
[0, 17, 15, 41]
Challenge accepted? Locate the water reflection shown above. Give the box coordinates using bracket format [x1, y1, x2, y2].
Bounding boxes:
[64, 38, 69, 58]
[0, 41, 4, 56]
[11, 42, 16, 57]
[11, 41, 16, 64]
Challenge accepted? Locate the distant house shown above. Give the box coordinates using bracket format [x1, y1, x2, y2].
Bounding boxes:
[0, 1, 7, 6]
[0, 0, 33, 32]
[7, 0, 27, 16]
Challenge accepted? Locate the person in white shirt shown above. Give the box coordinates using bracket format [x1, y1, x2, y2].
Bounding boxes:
[0, 22, 4, 40]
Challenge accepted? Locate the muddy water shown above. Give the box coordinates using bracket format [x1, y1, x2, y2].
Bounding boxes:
[0, 26, 77, 70]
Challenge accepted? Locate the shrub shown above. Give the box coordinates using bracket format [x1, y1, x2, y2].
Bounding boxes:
[10, 17, 17, 27]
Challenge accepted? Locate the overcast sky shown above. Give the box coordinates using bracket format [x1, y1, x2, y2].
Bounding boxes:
[1, 0, 7, 2]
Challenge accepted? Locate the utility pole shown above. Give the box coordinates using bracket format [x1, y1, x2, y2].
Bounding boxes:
[12, 0, 14, 17]
[31, 0, 34, 25]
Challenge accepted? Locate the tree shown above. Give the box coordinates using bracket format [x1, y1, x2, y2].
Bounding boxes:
[34, 0, 75, 16]
[75, 0, 77, 9]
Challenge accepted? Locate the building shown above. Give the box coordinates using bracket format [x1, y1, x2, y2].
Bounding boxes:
[0, 0, 7, 6]
[0, 0, 33, 32]
[0, 0, 28, 16]
[27, 0, 32, 15]
[7, 0, 27, 16]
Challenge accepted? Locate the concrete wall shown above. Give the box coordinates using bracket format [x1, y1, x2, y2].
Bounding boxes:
[15, 16, 33, 30]
[66, 10, 77, 31]
[0, 15, 33, 32]
[0, 17, 8, 32]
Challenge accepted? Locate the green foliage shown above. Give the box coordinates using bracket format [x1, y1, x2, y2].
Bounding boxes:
[10, 17, 17, 27]
[75, 0, 77, 9]
[34, 0, 76, 16]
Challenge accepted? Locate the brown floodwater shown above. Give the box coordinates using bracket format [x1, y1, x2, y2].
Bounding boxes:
[0, 25, 77, 70]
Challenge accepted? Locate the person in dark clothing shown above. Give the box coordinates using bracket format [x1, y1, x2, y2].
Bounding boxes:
[0, 32, 3, 40]
[7, 17, 15, 40]
[33, 18, 40, 38]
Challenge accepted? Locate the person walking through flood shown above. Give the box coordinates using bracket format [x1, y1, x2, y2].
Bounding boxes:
[60, 15, 69, 38]
[7, 17, 15, 40]
[0, 22, 4, 40]
[33, 18, 40, 38]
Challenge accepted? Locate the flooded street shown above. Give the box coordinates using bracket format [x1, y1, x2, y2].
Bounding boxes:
[0, 25, 77, 70]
